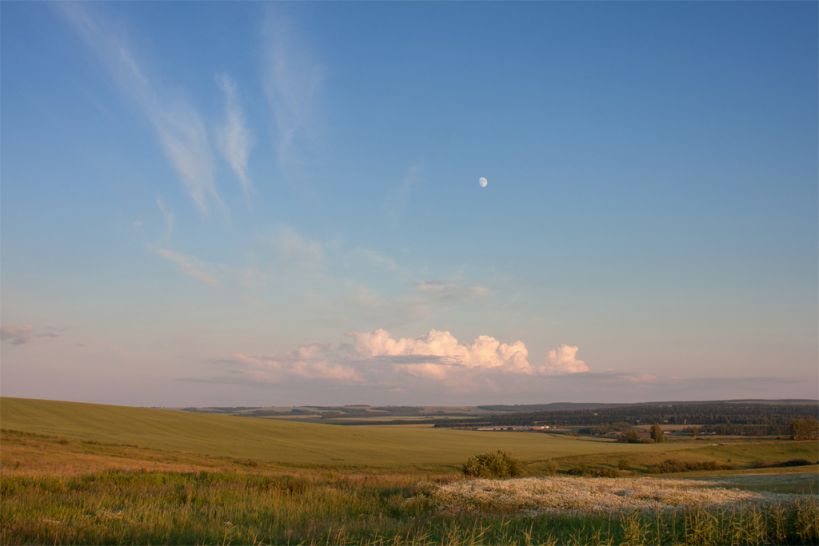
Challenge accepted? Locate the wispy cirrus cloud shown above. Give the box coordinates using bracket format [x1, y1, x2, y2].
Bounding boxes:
[156, 197, 175, 241]
[263, 10, 324, 176]
[151, 247, 219, 286]
[414, 280, 491, 302]
[269, 226, 324, 266]
[0, 325, 63, 345]
[57, 3, 221, 214]
[224, 347, 362, 384]
[385, 163, 425, 225]
[216, 74, 253, 195]
[0, 325, 34, 345]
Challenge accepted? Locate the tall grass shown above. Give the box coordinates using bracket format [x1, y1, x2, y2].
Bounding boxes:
[2, 470, 817, 545]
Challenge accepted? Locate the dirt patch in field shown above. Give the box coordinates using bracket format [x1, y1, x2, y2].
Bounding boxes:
[433, 476, 785, 514]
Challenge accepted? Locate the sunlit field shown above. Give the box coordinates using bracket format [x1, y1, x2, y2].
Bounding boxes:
[0, 398, 702, 470]
[2, 398, 818, 545]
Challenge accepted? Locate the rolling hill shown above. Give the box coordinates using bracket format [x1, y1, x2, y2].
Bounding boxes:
[0, 397, 697, 469]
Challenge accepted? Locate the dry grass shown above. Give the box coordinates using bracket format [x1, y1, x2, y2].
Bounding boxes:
[433, 476, 790, 514]
[0, 430, 281, 477]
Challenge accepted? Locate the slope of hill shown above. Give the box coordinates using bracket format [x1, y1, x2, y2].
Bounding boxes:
[0, 397, 693, 469]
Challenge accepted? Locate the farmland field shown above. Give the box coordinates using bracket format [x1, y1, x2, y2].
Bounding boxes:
[0, 398, 703, 470]
[2, 398, 818, 545]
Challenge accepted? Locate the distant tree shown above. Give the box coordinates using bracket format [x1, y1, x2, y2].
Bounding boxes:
[623, 428, 641, 443]
[689, 426, 700, 440]
[650, 424, 665, 443]
[789, 418, 819, 440]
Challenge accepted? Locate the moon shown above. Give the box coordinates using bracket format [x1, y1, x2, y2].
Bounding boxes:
[479, 176, 488, 188]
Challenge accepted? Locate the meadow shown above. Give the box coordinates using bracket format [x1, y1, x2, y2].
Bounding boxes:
[1, 398, 817, 545]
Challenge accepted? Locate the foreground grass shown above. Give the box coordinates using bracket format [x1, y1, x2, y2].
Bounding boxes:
[3, 469, 818, 545]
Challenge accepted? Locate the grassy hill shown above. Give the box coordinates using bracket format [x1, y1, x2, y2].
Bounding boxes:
[1, 397, 697, 470]
[3, 397, 818, 545]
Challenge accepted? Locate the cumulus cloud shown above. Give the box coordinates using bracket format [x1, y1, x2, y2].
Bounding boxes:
[220, 329, 589, 385]
[353, 329, 532, 378]
[0, 325, 34, 345]
[225, 345, 361, 384]
[541, 345, 590, 375]
[216, 74, 253, 194]
[152, 247, 218, 286]
[57, 4, 221, 214]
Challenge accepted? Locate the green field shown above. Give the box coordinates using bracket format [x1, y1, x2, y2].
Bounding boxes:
[2, 397, 818, 545]
[0, 397, 702, 471]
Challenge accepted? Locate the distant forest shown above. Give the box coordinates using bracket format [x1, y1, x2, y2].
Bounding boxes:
[431, 401, 819, 436]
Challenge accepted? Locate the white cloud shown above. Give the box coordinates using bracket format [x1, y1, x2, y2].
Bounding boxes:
[414, 280, 491, 302]
[385, 163, 425, 224]
[353, 329, 532, 378]
[628, 373, 658, 384]
[226, 346, 361, 384]
[541, 345, 590, 375]
[57, 4, 221, 214]
[156, 197, 174, 241]
[263, 11, 323, 174]
[216, 74, 253, 194]
[220, 329, 589, 386]
[152, 247, 219, 286]
[355, 248, 400, 273]
[270, 226, 323, 266]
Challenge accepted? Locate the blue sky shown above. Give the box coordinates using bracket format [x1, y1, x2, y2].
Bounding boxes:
[1, 2, 816, 406]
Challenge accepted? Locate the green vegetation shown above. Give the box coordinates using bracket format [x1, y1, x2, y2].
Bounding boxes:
[2, 397, 819, 545]
[624, 428, 641, 443]
[0, 398, 695, 471]
[433, 400, 819, 434]
[789, 417, 819, 440]
[2, 469, 817, 545]
[462, 450, 523, 478]
[651, 424, 665, 443]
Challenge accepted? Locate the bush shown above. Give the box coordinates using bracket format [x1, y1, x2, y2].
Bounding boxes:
[462, 450, 524, 478]
[622, 428, 641, 443]
[752, 458, 813, 469]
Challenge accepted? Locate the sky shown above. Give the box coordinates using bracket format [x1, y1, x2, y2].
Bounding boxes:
[1, 2, 817, 407]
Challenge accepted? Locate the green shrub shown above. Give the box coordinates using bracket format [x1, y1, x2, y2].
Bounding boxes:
[650, 424, 665, 443]
[622, 428, 641, 443]
[462, 450, 524, 478]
